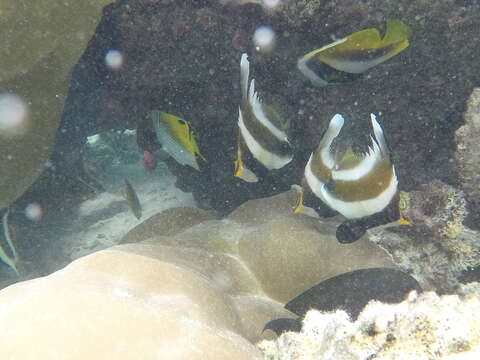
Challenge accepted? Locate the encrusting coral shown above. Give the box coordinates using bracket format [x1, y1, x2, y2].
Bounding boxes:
[258, 282, 480, 360]
[369, 180, 480, 292]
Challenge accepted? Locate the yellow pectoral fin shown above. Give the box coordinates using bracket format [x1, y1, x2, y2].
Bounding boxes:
[399, 213, 410, 225]
[234, 136, 244, 177]
[234, 153, 244, 178]
[293, 190, 304, 213]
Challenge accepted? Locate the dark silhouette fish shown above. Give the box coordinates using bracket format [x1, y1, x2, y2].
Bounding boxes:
[124, 179, 142, 220]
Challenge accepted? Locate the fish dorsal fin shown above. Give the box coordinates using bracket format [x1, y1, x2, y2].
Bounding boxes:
[248, 79, 289, 143]
[240, 53, 250, 103]
[383, 19, 411, 45]
[318, 114, 345, 170]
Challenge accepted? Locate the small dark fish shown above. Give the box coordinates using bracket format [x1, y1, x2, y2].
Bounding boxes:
[124, 179, 142, 220]
[285, 268, 421, 320]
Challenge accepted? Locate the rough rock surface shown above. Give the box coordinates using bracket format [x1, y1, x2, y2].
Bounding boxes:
[39, 0, 480, 216]
[455, 88, 480, 229]
[369, 181, 480, 293]
[259, 282, 480, 360]
[0, 0, 113, 209]
[0, 190, 394, 358]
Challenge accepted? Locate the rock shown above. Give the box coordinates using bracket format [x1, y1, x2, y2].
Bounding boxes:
[133, 190, 396, 303]
[0, 249, 262, 359]
[370, 181, 480, 292]
[455, 88, 480, 228]
[0, 190, 395, 357]
[258, 282, 480, 360]
[121, 206, 215, 244]
[0, 0, 113, 209]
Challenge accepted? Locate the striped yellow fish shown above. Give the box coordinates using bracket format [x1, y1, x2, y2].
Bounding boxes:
[150, 110, 205, 171]
[298, 19, 411, 86]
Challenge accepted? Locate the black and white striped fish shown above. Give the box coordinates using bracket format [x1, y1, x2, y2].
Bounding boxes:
[234, 53, 293, 182]
[295, 113, 400, 242]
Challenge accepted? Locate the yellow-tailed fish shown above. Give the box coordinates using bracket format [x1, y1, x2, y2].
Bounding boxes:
[296, 114, 400, 243]
[150, 110, 206, 171]
[124, 179, 142, 220]
[235, 53, 293, 182]
[298, 19, 411, 86]
[0, 209, 20, 276]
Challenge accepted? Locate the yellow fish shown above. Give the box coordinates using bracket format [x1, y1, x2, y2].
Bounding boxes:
[298, 19, 411, 86]
[150, 110, 206, 171]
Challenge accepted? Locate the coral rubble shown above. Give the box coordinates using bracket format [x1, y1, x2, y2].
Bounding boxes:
[259, 282, 480, 360]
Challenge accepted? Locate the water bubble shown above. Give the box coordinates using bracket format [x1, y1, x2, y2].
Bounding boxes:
[263, 0, 281, 10]
[25, 203, 43, 222]
[253, 25, 276, 53]
[0, 93, 28, 137]
[105, 49, 123, 70]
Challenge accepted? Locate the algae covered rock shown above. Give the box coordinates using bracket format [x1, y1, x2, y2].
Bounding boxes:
[259, 282, 480, 360]
[369, 181, 480, 292]
[0, 0, 112, 209]
[455, 88, 480, 228]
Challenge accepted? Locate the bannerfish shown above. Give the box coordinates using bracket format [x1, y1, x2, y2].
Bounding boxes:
[124, 179, 142, 220]
[298, 19, 411, 86]
[234, 53, 293, 182]
[150, 110, 206, 171]
[295, 113, 401, 243]
[0, 209, 20, 276]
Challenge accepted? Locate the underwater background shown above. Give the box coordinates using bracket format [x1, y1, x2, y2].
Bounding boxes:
[0, 0, 480, 359]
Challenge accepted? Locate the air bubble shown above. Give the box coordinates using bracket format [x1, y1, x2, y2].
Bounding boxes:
[0, 93, 29, 137]
[253, 25, 276, 53]
[25, 203, 43, 222]
[105, 49, 124, 70]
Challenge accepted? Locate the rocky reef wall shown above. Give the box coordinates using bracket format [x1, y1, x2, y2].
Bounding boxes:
[0, 0, 113, 209]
